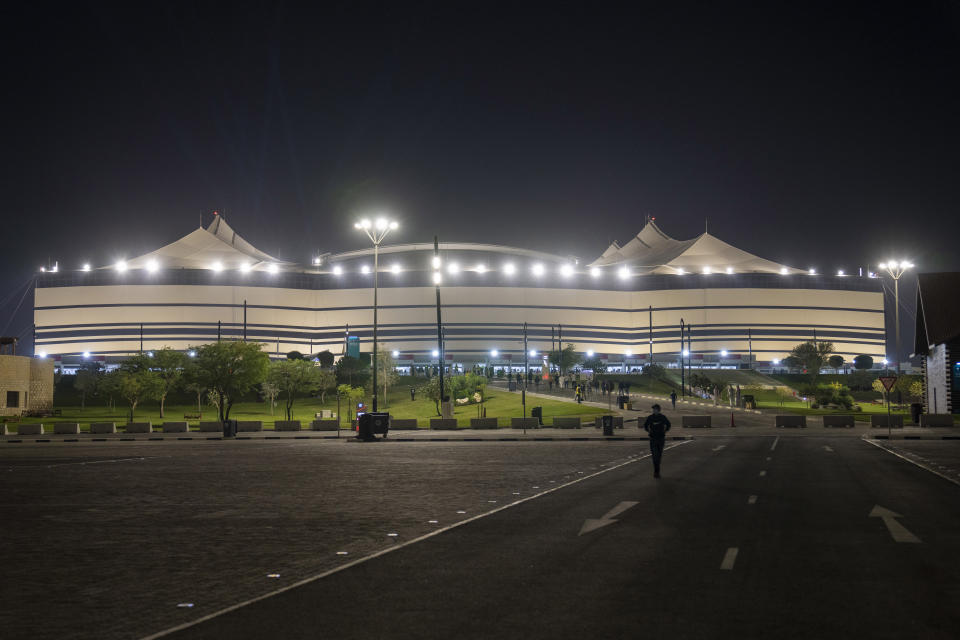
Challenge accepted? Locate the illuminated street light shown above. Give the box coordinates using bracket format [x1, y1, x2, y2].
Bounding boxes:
[432, 349, 439, 357]
[779, 267, 788, 275]
[392, 350, 399, 357]
[188, 350, 196, 357]
[240, 263, 252, 273]
[726, 266, 734, 274]
[267, 264, 279, 274]
[586, 350, 594, 357]
[115, 260, 128, 272]
[475, 264, 487, 273]
[37, 351, 47, 359]
[391, 263, 401, 274]
[503, 262, 516, 275]
[618, 266, 630, 279]
[360, 265, 370, 274]
[721, 350, 728, 357]
[590, 267, 601, 278]
[82, 351, 90, 359]
[809, 268, 816, 275]
[82, 263, 91, 272]
[447, 262, 460, 274]
[877, 259, 914, 374]
[332, 265, 343, 275]
[560, 264, 573, 277]
[312, 257, 322, 266]
[837, 269, 845, 276]
[676, 268, 685, 275]
[355, 215, 399, 412]
[531, 263, 544, 276]
[432, 256, 441, 269]
[772, 358, 780, 365]
[211, 261, 223, 272]
[432, 272, 442, 285]
[702, 266, 712, 275]
[490, 349, 499, 358]
[529, 349, 537, 357]
[682, 349, 690, 357]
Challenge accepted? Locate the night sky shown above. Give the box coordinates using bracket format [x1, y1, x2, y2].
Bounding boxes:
[3, 2, 959, 354]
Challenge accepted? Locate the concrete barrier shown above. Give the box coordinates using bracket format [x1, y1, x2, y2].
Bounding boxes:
[198, 421, 222, 432]
[511, 417, 540, 429]
[593, 416, 624, 429]
[90, 422, 116, 434]
[125, 422, 152, 433]
[274, 420, 301, 431]
[822, 415, 855, 428]
[311, 419, 339, 431]
[389, 418, 419, 430]
[681, 415, 712, 428]
[552, 417, 581, 429]
[775, 415, 806, 428]
[17, 423, 44, 435]
[53, 423, 81, 435]
[871, 414, 904, 428]
[430, 418, 458, 429]
[470, 417, 499, 429]
[162, 421, 189, 433]
[237, 421, 262, 432]
[920, 414, 955, 428]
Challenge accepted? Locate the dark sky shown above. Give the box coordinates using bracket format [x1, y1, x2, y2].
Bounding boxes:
[3, 1, 959, 352]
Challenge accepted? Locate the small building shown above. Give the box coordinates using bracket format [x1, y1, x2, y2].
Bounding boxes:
[914, 272, 960, 415]
[0, 355, 55, 417]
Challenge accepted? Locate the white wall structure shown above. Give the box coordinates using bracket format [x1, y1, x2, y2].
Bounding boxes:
[34, 216, 885, 367]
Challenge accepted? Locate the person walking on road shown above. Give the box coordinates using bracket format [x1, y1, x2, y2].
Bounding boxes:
[669, 390, 677, 410]
[643, 404, 671, 478]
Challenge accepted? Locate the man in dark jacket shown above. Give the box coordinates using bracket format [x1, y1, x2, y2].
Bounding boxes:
[643, 404, 671, 478]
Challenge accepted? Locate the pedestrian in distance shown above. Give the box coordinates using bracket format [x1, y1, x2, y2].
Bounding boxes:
[643, 404, 671, 478]
[576, 385, 583, 404]
[670, 390, 677, 410]
[410, 387, 416, 401]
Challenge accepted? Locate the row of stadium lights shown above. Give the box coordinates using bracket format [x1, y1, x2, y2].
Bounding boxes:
[38, 261, 876, 278]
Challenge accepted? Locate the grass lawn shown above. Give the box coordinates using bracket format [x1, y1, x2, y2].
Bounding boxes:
[24, 385, 606, 430]
[754, 399, 908, 422]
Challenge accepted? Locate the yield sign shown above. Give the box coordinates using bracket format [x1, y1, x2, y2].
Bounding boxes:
[878, 376, 897, 392]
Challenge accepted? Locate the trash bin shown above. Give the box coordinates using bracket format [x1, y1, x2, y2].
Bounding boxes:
[508, 381, 517, 391]
[358, 412, 390, 440]
[602, 415, 614, 436]
[222, 419, 237, 438]
[742, 394, 756, 410]
[910, 403, 923, 425]
[617, 395, 628, 409]
[531, 406, 543, 426]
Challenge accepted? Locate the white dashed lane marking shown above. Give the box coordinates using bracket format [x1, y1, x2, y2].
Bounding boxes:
[720, 547, 739, 570]
[748, 495, 758, 504]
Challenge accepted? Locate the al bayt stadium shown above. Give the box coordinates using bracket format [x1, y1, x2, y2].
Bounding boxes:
[33, 214, 886, 371]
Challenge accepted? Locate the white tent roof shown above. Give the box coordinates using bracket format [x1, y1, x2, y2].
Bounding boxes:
[589, 220, 801, 274]
[119, 215, 290, 272]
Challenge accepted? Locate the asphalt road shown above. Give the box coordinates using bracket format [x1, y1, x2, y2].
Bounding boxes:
[162, 436, 960, 640]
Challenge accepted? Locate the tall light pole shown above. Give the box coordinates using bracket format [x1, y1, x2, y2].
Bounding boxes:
[877, 260, 914, 375]
[355, 216, 398, 412]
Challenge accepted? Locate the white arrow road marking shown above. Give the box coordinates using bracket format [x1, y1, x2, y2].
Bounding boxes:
[870, 505, 921, 543]
[823, 445, 834, 452]
[578, 501, 639, 536]
[720, 547, 739, 570]
[747, 495, 758, 504]
[712, 445, 726, 452]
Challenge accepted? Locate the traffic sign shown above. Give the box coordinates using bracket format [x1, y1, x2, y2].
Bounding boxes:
[878, 376, 897, 392]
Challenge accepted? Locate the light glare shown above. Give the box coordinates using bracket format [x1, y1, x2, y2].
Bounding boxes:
[82, 263, 91, 272]
[267, 263, 279, 274]
[115, 260, 128, 272]
[560, 264, 573, 277]
[590, 267, 601, 278]
[332, 265, 343, 275]
[618, 266, 630, 279]
[532, 263, 544, 276]
[503, 263, 516, 275]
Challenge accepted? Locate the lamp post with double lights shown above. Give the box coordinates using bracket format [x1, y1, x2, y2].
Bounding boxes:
[876, 260, 913, 376]
[354, 217, 398, 412]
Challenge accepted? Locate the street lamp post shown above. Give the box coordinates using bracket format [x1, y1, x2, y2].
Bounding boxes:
[877, 260, 914, 376]
[355, 217, 398, 412]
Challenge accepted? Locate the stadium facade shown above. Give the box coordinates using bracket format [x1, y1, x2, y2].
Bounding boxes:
[33, 215, 886, 371]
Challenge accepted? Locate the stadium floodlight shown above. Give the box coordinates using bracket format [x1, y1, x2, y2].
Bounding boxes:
[809, 268, 816, 275]
[115, 260, 128, 272]
[332, 265, 343, 275]
[82, 351, 90, 359]
[721, 350, 728, 357]
[475, 263, 487, 273]
[146, 259, 159, 273]
[211, 261, 223, 272]
[391, 263, 401, 274]
[432, 349, 439, 357]
[618, 266, 630, 279]
[267, 263, 279, 274]
[392, 350, 399, 357]
[37, 351, 47, 359]
[361, 265, 370, 274]
[590, 267, 601, 278]
[726, 266, 734, 274]
[240, 263, 252, 273]
[779, 267, 788, 275]
[50, 264, 58, 273]
[82, 263, 91, 272]
[560, 264, 573, 277]
[432, 272, 442, 285]
[447, 262, 460, 274]
[586, 350, 594, 357]
[312, 257, 322, 266]
[432, 256, 441, 269]
[837, 269, 845, 276]
[490, 349, 498, 357]
[702, 266, 712, 274]
[355, 219, 372, 230]
[503, 262, 516, 275]
[532, 263, 544, 276]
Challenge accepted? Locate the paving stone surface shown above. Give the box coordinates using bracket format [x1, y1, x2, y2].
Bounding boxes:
[0, 439, 645, 640]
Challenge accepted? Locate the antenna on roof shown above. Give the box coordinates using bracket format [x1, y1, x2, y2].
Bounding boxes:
[705, 218, 708, 234]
